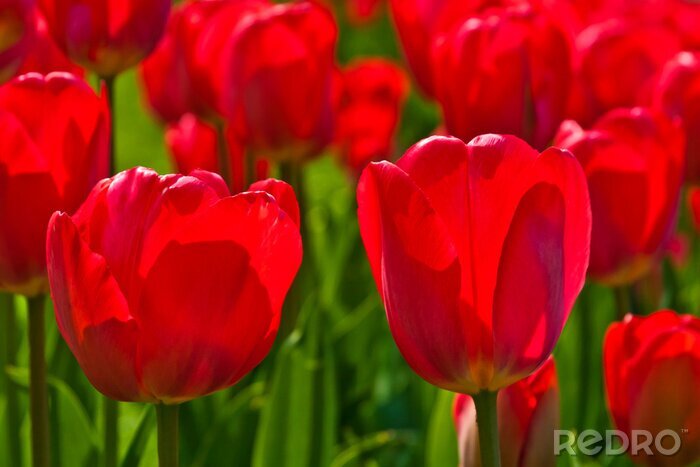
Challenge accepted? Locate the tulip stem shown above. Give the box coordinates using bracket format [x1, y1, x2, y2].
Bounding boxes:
[28, 294, 50, 467]
[104, 76, 116, 175]
[103, 398, 118, 467]
[473, 390, 501, 467]
[215, 122, 233, 191]
[3, 294, 22, 467]
[156, 404, 179, 467]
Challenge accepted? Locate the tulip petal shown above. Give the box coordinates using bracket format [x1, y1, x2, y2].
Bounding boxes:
[46, 212, 148, 402]
[357, 161, 477, 393]
[248, 178, 300, 228]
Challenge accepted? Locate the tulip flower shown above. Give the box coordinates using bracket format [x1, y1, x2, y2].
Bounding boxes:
[689, 187, 700, 234]
[166, 113, 269, 193]
[653, 51, 700, 182]
[571, 20, 680, 125]
[432, 6, 572, 151]
[0, 0, 34, 83]
[223, 1, 338, 162]
[554, 108, 684, 286]
[357, 134, 590, 393]
[604, 310, 700, 466]
[140, 0, 267, 123]
[454, 357, 559, 467]
[345, 0, 383, 24]
[17, 10, 83, 76]
[0, 71, 108, 467]
[47, 167, 302, 404]
[38, 0, 170, 77]
[0, 72, 109, 296]
[335, 59, 409, 174]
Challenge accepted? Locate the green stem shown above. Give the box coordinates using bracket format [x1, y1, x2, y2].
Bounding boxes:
[104, 76, 116, 176]
[103, 73, 120, 467]
[576, 290, 592, 430]
[156, 404, 180, 467]
[215, 122, 233, 191]
[473, 391, 501, 467]
[3, 294, 21, 467]
[28, 294, 49, 467]
[103, 398, 118, 467]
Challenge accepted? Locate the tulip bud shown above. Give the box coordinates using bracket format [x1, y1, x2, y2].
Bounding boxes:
[0, 72, 109, 296]
[554, 107, 684, 286]
[604, 310, 700, 466]
[18, 10, 82, 76]
[454, 357, 559, 467]
[653, 51, 700, 183]
[357, 134, 590, 393]
[46, 167, 302, 403]
[572, 19, 680, 125]
[432, 6, 572, 150]
[38, 0, 171, 77]
[335, 58, 409, 174]
[0, 0, 34, 83]
[223, 1, 338, 162]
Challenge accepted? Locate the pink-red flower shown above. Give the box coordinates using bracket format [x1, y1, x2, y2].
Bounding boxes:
[454, 357, 559, 467]
[571, 20, 680, 125]
[554, 108, 684, 286]
[0, 72, 109, 296]
[653, 51, 700, 183]
[18, 10, 83, 76]
[38, 0, 171, 77]
[46, 167, 302, 403]
[604, 310, 700, 466]
[223, 1, 338, 162]
[432, 6, 572, 150]
[335, 58, 409, 174]
[357, 134, 590, 393]
[0, 0, 34, 83]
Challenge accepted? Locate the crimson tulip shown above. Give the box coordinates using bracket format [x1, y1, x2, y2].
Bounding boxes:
[335, 58, 409, 174]
[554, 107, 684, 286]
[0, 0, 34, 83]
[454, 357, 559, 467]
[0, 72, 109, 296]
[357, 134, 591, 393]
[140, 0, 267, 122]
[432, 6, 572, 151]
[38, 0, 170, 77]
[46, 167, 302, 403]
[345, 0, 383, 23]
[166, 113, 269, 194]
[689, 187, 700, 234]
[223, 1, 337, 162]
[604, 310, 700, 466]
[654, 51, 700, 182]
[18, 10, 82, 76]
[571, 19, 680, 125]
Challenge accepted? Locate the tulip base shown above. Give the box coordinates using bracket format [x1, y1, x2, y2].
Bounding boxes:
[473, 390, 501, 467]
[28, 294, 50, 467]
[156, 404, 179, 467]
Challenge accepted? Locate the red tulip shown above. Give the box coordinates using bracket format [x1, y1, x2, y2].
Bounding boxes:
[357, 134, 591, 392]
[17, 10, 83, 76]
[345, 0, 383, 24]
[688, 187, 700, 234]
[653, 51, 700, 183]
[0, 72, 109, 296]
[46, 167, 302, 403]
[388, 0, 477, 97]
[38, 0, 171, 77]
[554, 108, 684, 286]
[223, 1, 338, 162]
[604, 310, 700, 466]
[432, 6, 572, 151]
[571, 19, 680, 125]
[140, 0, 268, 122]
[0, 0, 34, 83]
[454, 357, 559, 467]
[335, 58, 409, 174]
[166, 113, 269, 194]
